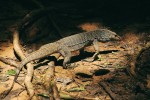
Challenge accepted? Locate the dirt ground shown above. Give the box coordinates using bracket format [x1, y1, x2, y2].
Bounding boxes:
[0, 26, 149, 100]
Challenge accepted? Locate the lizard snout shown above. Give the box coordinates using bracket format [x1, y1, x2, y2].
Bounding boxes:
[114, 35, 121, 41]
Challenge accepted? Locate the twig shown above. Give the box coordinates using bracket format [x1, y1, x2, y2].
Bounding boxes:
[42, 61, 60, 100]
[99, 82, 120, 100]
[0, 57, 19, 67]
[17, 88, 25, 100]
[60, 91, 99, 100]
[53, 83, 60, 100]
[50, 55, 61, 100]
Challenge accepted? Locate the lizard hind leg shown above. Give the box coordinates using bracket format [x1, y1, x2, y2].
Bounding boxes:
[59, 46, 72, 69]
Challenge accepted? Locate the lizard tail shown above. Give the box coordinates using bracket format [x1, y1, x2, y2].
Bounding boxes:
[20, 43, 59, 68]
[15, 43, 59, 80]
[14, 43, 59, 81]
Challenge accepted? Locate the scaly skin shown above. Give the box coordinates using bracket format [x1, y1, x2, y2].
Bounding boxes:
[15, 28, 120, 85]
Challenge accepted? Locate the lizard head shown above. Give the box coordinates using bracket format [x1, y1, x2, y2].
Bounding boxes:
[97, 29, 121, 42]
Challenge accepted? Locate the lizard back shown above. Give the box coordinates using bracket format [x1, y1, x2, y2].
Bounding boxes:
[57, 29, 118, 51]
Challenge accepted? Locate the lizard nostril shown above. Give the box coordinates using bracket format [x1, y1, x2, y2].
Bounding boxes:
[117, 36, 121, 40]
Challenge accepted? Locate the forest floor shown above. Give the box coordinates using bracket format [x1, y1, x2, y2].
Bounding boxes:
[0, 23, 149, 100]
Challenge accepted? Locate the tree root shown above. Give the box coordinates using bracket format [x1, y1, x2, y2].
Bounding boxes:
[0, 27, 61, 99]
[32, 0, 63, 37]
[0, 29, 37, 99]
[13, 30, 37, 100]
[42, 61, 60, 100]
[99, 82, 121, 100]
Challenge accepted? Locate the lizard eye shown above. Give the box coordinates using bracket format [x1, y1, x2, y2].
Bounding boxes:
[115, 35, 119, 38]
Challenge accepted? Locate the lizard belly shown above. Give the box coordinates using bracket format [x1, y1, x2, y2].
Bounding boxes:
[69, 41, 90, 51]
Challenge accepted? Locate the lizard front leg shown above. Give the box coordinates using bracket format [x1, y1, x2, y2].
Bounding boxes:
[92, 39, 100, 59]
[59, 46, 72, 69]
[84, 39, 100, 62]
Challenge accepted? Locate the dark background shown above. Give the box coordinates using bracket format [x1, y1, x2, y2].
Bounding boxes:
[1, 0, 150, 24]
[0, 0, 150, 41]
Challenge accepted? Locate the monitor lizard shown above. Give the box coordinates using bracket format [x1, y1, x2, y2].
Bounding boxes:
[3, 29, 121, 98]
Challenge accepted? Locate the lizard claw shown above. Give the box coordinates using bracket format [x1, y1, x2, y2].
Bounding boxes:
[63, 65, 67, 69]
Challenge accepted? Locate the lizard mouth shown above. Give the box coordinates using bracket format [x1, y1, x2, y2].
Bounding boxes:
[114, 35, 121, 41]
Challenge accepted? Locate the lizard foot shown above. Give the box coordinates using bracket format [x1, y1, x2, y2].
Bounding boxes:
[63, 63, 77, 69]
[83, 57, 94, 62]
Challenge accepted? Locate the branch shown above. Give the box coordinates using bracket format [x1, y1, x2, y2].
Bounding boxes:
[0, 57, 18, 67]
[99, 82, 121, 100]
